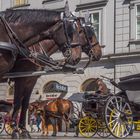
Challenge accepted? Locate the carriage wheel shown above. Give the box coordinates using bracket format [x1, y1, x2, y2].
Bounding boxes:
[0, 114, 5, 134]
[96, 119, 111, 138]
[104, 96, 133, 138]
[78, 116, 97, 138]
[5, 121, 13, 135]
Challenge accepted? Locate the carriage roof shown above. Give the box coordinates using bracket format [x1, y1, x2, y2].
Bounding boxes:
[119, 73, 140, 91]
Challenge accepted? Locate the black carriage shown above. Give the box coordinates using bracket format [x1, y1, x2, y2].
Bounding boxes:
[68, 91, 111, 138]
[69, 74, 140, 138]
[79, 92, 112, 138]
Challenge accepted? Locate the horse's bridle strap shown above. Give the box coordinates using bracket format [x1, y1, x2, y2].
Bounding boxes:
[71, 43, 80, 48]
[92, 42, 99, 47]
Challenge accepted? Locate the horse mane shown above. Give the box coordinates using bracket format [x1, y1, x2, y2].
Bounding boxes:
[1, 9, 61, 24]
[85, 26, 96, 39]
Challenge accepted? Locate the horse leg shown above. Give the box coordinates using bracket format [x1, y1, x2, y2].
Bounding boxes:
[63, 120, 69, 136]
[17, 78, 37, 139]
[41, 118, 45, 135]
[41, 115, 47, 136]
[19, 95, 32, 139]
[44, 118, 49, 136]
[63, 114, 69, 136]
[11, 82, 23, 139]
[51, 118, 57, 136]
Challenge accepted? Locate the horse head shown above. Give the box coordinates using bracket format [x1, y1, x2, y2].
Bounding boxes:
[77, 17, 102, 61]
[48, 18, 81, 65]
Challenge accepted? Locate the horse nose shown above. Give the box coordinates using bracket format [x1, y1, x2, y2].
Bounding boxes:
[74, 58, 80, 65]
[93, 54, 102, 61]
[68, 58, 80, 65]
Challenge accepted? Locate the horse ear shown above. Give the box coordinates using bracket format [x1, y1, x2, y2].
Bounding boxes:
[64, 0, 70, 18]
[84, 10, 90, 24]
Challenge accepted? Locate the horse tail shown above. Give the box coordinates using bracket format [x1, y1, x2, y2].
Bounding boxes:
[44, 109, 49, 127]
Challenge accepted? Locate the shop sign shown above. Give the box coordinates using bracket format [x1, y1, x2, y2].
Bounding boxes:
[53, 83, 68, 93]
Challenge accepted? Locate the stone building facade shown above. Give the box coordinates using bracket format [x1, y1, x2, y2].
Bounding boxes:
[0, 0, 139, 102]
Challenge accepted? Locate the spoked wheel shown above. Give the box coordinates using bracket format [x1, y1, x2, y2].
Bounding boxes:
[97, 119, 111, 138]
[104, 96, 133, 138]
[5, 121, 13, 135]
[78, 116, 97, 138]
[0, 114, 5, 134]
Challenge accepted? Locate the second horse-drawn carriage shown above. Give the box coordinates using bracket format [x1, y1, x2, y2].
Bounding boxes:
[69, 74, 140, 139]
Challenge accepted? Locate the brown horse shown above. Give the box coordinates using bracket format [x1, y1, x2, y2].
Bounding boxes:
[44, 98, 73, 136]
[76, 17, 102, 61]
[4, 13, 102, 139]
[29, 98, 73, 137]
[0, 9, 81, 77]
[0, 9, 82, 139]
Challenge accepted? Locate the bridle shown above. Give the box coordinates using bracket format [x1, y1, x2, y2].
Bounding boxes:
[74, 19, 100, 70]
[80, 25, 99, 61]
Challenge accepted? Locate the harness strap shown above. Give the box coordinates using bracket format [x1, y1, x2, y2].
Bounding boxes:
[91, 42, 99, 47]
[83, 57, 91, 70]
[0, 16, 30, 57]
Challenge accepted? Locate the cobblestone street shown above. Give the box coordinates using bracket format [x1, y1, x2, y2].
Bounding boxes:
[0, 132, 140, 140]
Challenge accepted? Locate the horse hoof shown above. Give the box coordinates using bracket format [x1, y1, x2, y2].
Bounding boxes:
[20, 131, 31, 139]
[64, 134, 67, 137]
[11, 131, 20, 139]
[52, 134, 56, 137]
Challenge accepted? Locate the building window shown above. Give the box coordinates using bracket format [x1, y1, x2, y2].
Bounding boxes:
[136, 5, 140, 39]
[81, 78, 99, 92]
[14, 0, 28, 6]
[90, 11, 101, 42]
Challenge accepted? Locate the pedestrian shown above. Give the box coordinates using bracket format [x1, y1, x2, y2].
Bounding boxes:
[36, 112, 42, 132]
[30, 113, 36, 132]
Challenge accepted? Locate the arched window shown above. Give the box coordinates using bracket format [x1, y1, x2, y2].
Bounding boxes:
[43, 81, 67, 99]
[81, 78, 99, 92]
[43, 81, 59, 93]
[81, 78, 108, 94]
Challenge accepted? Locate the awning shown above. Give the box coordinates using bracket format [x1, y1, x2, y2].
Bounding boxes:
[68, 93, 85, 102]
